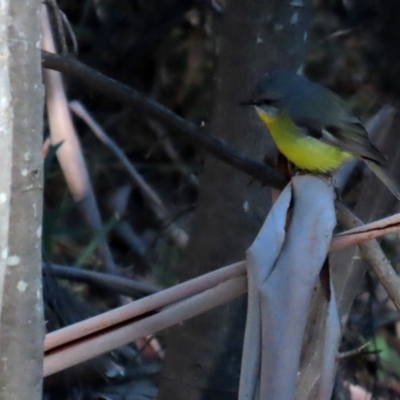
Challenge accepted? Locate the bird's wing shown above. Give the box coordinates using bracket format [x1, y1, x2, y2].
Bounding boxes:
[295, 115, 387, 166]
[288, 83, 387, 165]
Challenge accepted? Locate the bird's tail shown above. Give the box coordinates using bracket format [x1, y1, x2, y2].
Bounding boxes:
[365, 159, 400, 200]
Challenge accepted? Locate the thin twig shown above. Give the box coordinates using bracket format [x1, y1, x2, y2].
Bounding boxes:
[59, 9, 78, 54]
[337, 342, 371, 359]
[46, 0, 68, 54]
[147, 118, 199, 188]
[43, 263, 159, 297]
[69, 101, 189, 249]
[107, 185, 150, 266]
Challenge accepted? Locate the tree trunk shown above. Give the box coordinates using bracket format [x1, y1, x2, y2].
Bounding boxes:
[157, 1, 312, 399]
[0, 0, 44, 398]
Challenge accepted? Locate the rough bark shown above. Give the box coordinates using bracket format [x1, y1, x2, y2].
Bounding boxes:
[158, 1, 311, 399]
[0, 0, 44, 398]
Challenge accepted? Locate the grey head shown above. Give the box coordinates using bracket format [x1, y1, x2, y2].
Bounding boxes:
[251, 71, 309, 102]
[244, 71, 351, 127]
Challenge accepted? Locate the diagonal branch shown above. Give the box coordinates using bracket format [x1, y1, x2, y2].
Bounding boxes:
[41, 51, 288, 190]
[336, 202, 400, 309]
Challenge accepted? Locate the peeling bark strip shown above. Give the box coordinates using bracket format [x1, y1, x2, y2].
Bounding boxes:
[0, 0, 44, 399]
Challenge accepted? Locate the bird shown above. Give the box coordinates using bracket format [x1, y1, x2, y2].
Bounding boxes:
[241, 71, 400, 199]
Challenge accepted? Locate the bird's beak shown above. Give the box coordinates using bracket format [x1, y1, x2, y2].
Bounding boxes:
[239, 99, 256, 106]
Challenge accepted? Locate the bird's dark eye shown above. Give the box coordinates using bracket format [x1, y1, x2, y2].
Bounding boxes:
[259, 99, 277, 106]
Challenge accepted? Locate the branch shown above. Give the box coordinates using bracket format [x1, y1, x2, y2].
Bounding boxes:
[43, 263, 159, 297]
[336, 202, 400, 310]
[43, 201, 400, 376]
[41, 51, 288, 190]
[69, 101, 189, 249]
[44, 275, 247, 377]
[44, 261, 246, 353]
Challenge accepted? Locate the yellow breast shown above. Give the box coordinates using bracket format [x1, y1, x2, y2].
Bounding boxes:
[256, 108, 353, 172]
